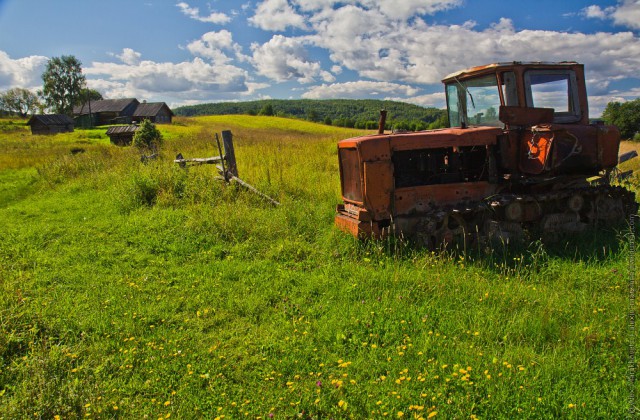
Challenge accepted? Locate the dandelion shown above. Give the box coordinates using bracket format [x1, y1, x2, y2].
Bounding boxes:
[338, 400, 348, 410]
[427, 411, 438, 418]
[568, 404, 575, 408]
[164, 401, 171, 406]
[397, 411, 404, 417]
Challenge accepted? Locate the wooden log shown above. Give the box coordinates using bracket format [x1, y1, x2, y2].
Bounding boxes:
[173, 156, 223, 165]
[222, 130, 238, 177]
[215, 133, 228, 181]
[229, 175, 280, 207]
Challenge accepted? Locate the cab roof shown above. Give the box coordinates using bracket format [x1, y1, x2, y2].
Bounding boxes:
[441, 61, 581, 83]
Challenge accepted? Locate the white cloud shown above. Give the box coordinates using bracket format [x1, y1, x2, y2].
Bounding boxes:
[176, 2, 231, 24]
[186, 30, 244, 63]
[251, 35, 333, 83]
[302, 80, 419, 99]
[361, 0, 461, 20]
[589, 86, 640, 116]
[581, 5, 612, 19]
[293, 0, 460, 19]
[84, 57, 250, 102]
[0, 51, 48, 90]
[390, 91, 446, 108]
[611, 0, 640, 30]
[304, 6, 640, 90]
[116, 48, 142, 65]
[582, 1, 640, 30]
[249, 0, 307, 31]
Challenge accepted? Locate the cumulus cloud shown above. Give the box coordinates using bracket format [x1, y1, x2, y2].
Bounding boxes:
[391, 91, 447, 108]
[249, 0, 307, 31]
[292, 0, 460, 20]
[0, 51, 48, 90]
[581, 5, 613, 19]
[84, 57, 251, 102]
[116, 48, 142, 65]
[176, 2, 231, 24]
[250, 35, 334, 83]
[302, 80, 420, 99]
[186, 30, 245, 63]
[611, 0, 640, 30]
[303, 6, 640, 88]
[582, 1, 640, 30]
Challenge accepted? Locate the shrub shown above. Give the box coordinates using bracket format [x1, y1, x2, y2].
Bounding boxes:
[133, 119, 163, 152]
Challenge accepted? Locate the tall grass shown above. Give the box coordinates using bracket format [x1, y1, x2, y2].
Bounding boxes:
[0, 116, 637, 418]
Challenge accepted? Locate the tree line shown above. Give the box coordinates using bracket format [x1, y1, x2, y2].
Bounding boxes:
[0, 55, 101, 117]
[602, 98, 640, 140]
[174, 99, 448, 130]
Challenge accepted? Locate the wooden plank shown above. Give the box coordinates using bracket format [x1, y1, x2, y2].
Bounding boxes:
[222, 130, 238, 177]
[173, 156, 223, 164]
[229, 175, 280, 207]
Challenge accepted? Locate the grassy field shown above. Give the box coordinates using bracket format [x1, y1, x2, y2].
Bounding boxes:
[0, 116, 638, 419]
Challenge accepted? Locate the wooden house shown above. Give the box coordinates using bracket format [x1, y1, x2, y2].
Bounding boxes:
[27, 114, 75, 135]
[73, 98, 140, 126]
[106, 125, 139, 146]
[133, 102, 174, 124]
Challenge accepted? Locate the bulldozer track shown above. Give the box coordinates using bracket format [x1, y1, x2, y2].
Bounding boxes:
[412, 185, 637, 248]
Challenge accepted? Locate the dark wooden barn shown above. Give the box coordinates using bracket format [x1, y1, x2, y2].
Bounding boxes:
[74, 98, 140, 126]
[133, 102, 174, 124]
[27, 114, 75, 135]
[106, 125, 139, 146]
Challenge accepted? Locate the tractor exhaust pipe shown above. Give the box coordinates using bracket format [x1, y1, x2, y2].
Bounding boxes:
[378, 109, 387, 134]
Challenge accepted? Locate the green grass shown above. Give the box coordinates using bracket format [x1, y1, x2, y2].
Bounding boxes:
[0, 116, 638, 419]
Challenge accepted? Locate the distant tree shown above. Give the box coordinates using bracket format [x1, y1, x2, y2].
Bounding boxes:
[79, 88, 103, 103]
[41, 55, 86, 115]
[323, 116, 332, 125]
[259, 103, 274, 116]
[603, 99, 640, 140]
[0, 88, 41, 117]
[306, 109, 320, 122]
[133, 119, 163, 152]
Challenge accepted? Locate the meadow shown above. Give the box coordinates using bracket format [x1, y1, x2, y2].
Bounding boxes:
[0, 116, 638, 419]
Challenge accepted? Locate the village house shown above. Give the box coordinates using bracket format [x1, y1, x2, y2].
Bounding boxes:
[74, 98, 173, 126]
[27, 114, 75, 135]
[133, 101, 174, 124]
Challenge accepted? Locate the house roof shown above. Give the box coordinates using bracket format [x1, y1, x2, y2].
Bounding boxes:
[106, 125, 139, 135]
[133, 102, 173, 117]
[28, 114, 74, 126]
[74, 98, 139, 115]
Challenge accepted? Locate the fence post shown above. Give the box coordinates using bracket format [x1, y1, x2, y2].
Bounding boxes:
[222, 130, 238, 178]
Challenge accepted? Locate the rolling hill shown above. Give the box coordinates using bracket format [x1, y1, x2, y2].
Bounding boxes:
[174, 99, 448, 130]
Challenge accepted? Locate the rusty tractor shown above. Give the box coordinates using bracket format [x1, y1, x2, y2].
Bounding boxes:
[335, 62, 638, 247]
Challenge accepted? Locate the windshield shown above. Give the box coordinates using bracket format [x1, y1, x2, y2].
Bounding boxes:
[446, 75, 502, 128]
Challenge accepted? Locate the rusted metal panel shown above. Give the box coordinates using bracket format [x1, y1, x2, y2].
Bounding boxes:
[499, 106, 554, 126]
[363, 160, 393, 219]
[338, 147, 364, 205]
[357, 136, 391, 161]
[390, 127, 501, 151]
[334, 212, 380, 238]
[596, 124, 620, 169]
[394, 182, 497, 215]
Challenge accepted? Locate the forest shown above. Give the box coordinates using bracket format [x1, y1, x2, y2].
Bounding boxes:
[174, 99, 448, 131]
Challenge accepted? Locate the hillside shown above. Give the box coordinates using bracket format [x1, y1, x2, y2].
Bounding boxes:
[174, 99, 448, 130]
[0, 116, 637, 418]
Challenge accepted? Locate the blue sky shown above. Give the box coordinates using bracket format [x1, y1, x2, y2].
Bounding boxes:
[0, 0, 638, 116]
